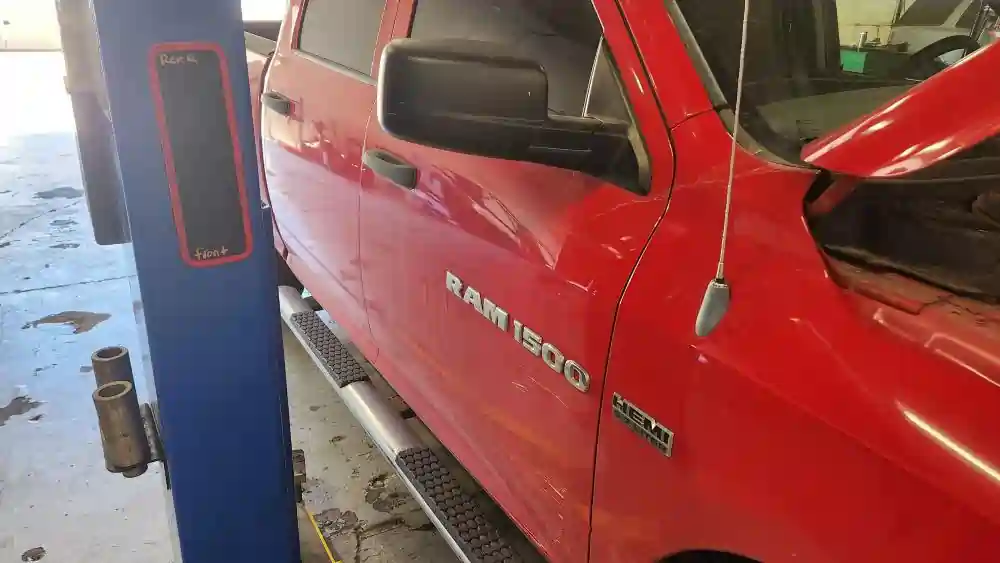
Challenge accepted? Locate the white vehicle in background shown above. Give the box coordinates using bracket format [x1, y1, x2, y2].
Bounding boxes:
[889, 0, 997, 64]
[889, 0, 1000, 60]
[840, 0, 997, 48]
[835, 0, 999, 76]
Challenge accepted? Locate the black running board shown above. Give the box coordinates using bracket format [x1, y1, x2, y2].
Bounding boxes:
[289, 311, 368, 388]
[277, 287, 532, 563]
[397, 448, 522, 562]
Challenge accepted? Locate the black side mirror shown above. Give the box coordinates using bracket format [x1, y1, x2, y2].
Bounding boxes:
[376, 38, 634, 181]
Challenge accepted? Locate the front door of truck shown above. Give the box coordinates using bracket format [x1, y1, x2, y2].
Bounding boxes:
[261, 0, 395, 352]
[358, 2, 675, 560]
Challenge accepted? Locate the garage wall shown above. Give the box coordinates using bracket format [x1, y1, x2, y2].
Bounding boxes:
[836, 0, 913, 46]
[836, 0, 984, 47]
[0, 0, 286, 52]
[242, 0, 286, 20]
[0, 0, 61, 51]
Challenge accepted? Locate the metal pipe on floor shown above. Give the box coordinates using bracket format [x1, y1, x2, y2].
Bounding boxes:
[93, 380, 151, 478]
[91, 345, 135, 387]
[91, 345, 137, 472]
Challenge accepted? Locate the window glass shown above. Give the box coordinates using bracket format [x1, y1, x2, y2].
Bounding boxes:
[677, 0, 1000, 161]
[299, 0, 384, 75]
[585, 43, 630, 121]
[409, 0, 603, 116]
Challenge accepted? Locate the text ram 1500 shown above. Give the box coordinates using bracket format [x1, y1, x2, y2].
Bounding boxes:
[246, 1, 1000, 562]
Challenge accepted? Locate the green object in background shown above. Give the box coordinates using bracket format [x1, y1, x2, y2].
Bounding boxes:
[841, 49, 868, 73]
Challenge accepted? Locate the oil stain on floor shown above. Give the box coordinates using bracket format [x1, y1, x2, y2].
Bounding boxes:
[21, 546, 46, 561]
[0, 395, 42, 427]
[365, 473, 407, 514]
[33, 187, 82, 200]
[21, 311, 110, 334]
[315, 507, 361, 537]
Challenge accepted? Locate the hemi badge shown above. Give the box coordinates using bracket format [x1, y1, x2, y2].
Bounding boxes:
[612, 393, 674, 457]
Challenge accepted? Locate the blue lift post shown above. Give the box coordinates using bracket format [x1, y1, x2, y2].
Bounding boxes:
[75, 0, 300, 561]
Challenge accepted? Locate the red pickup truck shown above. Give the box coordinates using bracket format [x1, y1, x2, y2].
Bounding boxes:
[248, 1, 1000, 562]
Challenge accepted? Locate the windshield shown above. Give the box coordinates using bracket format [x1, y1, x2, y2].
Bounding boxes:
[675, 0, 1000, 162]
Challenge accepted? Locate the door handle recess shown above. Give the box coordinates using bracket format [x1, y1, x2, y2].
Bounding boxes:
[262, 91, 292, 116]
[363, 149, 417, 189]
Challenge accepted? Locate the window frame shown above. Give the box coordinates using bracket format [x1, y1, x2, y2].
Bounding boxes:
[588, 40, 652, 194]
[664, 0, 810, 167]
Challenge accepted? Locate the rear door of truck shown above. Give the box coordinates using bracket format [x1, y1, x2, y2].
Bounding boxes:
[244, 20, 279, 244]
[357, 1, 676, 560]
[260, 0, 398, 351]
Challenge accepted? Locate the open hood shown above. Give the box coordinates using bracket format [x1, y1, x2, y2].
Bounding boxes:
[802, 41, 1000, 179]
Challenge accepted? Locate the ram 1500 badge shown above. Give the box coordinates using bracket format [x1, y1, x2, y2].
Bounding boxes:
[446, 271, 591, 392]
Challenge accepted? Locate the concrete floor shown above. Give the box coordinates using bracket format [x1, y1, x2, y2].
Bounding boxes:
[0, 52, 455, 563]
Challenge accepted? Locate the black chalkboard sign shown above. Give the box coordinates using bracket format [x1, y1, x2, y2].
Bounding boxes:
[149, 43, 252, 267]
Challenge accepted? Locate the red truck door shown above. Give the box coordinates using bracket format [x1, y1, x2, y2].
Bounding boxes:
[358, 1, 676, 561]
[260, 0, 396, 354]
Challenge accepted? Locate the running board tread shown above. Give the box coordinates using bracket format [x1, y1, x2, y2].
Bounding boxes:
[397, 447, 522, 563]
[289, 311, 369, 388]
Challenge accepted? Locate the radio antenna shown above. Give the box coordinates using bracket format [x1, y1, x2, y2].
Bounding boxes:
[695, 0, 752, 337]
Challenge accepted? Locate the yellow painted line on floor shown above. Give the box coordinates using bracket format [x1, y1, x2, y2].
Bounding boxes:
[306, 509, 342, 563]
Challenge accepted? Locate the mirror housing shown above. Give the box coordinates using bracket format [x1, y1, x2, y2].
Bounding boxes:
[376, 38, 636, 181]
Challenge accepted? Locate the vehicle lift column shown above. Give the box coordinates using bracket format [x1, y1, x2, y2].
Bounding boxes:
[57, 0, 319, 561]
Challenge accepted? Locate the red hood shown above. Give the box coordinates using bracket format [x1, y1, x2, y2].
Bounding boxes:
[802, 42, 1000, 178]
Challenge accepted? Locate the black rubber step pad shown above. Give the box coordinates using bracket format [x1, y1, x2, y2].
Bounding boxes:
[289, 311, 369, 388]
[397, 448, 522, 563]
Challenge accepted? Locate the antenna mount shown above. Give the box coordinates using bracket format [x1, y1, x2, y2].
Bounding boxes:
[694, 0, 752, 337]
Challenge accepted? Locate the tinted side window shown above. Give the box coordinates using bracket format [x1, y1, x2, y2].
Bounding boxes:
[299, 0, 384, 75]
[409, 0, 602, 116]
[585, 42, 630, 122]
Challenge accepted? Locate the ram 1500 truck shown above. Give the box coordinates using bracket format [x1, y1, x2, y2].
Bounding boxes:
[246, 1, 1000, 562]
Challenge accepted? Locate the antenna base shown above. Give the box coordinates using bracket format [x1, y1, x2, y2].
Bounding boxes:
[695, 278, 731, 337]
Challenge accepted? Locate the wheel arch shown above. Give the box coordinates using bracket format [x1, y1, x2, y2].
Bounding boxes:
[661, 549, 761, 563]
